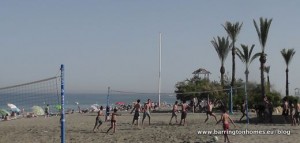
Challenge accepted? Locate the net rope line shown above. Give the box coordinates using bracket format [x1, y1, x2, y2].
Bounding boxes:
[110, 86, 244, 95]
[0, 69, 61, 113]
[0, 76, 59, 90]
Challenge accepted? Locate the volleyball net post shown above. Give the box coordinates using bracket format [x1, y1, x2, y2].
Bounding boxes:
[105, 86, 110, 121]
[229, 86, 233, 114]
[60, 64, 65, 143]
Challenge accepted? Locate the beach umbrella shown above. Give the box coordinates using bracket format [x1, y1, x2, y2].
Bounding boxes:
[55, 105, 62, 110]
[0, 109, 10, 116]
[90, 104, 99, 111]
[115, 102, 125, 105]
[7, 103, 21, 112]
[31, 106, 45, 116]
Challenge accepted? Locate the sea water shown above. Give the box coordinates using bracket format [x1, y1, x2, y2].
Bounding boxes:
[0, 93, 177, 112]
[65, 93, 177, 109]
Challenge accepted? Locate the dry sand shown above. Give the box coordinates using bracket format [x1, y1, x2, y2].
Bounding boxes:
[1, 111, 299, 143]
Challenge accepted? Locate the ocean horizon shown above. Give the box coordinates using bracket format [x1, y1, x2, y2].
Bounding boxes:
[1, 93, 177, 113]
[65, 93, 177, 109]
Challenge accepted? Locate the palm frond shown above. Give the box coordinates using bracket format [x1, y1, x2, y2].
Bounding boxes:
[281, 48, 296, 66]
[211, 36, 231, 65]
[222, 21, 243, 42]
[264, 66, 270, 74]
[252, 52, 262, 63]
[253, 17, 273, 52]
[237, 44, 257, 67]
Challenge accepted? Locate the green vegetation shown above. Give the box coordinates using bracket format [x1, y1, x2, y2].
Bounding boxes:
[175, 75, 283, 108]
[174, 17, 298, 110]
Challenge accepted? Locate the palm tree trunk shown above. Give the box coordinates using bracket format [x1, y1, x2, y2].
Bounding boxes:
[220, 65, 225, 88]
[231, 43, 236, 87]
[286, 68, 289, 96]
[245, 68, 249, 124]
[260, 54, 266, 98]
[267, 74, 270, 93]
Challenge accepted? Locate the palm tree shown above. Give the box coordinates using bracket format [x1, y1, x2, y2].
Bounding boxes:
[223, 21, 243, 88]
[281, 48, 296, 97]
[253, 17, 272, 98]
[211, 36, 231, 87]
[264, 66, 271, 93]
[236, 44, 258, 124]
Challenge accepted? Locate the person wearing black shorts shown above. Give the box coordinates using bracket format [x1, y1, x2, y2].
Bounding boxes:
[204, 100, 217, 123]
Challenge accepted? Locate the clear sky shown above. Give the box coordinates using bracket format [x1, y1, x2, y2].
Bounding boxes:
[0, 1, 299, 95]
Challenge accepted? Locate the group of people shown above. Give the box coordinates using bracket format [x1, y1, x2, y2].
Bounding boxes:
[92, 99, 153, 134]
[92, 106, 118, 134]
[282, 98, 300, 126]
[90, 97, 297, 142]
[253, 96, 300, 125]
[1, 110, 19, 121]
[90, 98, 242, 142]
[174, 99, 236, 143]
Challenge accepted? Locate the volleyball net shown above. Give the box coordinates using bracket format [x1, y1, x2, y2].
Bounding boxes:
[0, 74, 61, 115]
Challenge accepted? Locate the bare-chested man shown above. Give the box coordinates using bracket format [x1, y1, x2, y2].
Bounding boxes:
[169, 101, 178, 125]
[142, 99, 151, 126]
[239, 100, 248, 122]
[179, 100, 189, 126]
[282, 98, 289, 123]
[292, 100, 300, 126]
[216, 107, 236, 143]
[204, 100, 217, 123]
[131, 99, 141, 126]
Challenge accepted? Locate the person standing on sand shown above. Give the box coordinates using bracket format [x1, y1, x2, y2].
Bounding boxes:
[131, 99, 141, 126]
[142, 99, 151, 126]
[216, 106, 236, 143]
[239, 100, 247, 122]
[204, 100, 218, 123]
[179, 100, 189, 126]
[282, 98, 289, 123]
[93, 106, 103, 132]
[45, 104, 50, 118]
[169, 101, 178, 125]
[292, 100, 299, 126]
[106, 108, 117, 134]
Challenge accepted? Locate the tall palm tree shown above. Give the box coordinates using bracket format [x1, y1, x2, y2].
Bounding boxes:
[253, 17, 272, 98]
[281, 48, 296, 97]
[264, 66, 271, 93]
[223, 21, 243, 88]
[211, 36, 231, 87]
[236, 44, 258, 124]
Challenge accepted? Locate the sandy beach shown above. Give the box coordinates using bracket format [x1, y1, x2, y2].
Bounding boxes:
[1, 111, 299, 143]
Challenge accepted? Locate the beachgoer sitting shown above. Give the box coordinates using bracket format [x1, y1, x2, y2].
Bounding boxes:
[4, 114, 11, 121]
[11, 111, 17, 120]
[26, 112, 37, 118]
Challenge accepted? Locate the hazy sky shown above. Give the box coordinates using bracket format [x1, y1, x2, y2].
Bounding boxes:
[0, 1, 299, 95]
